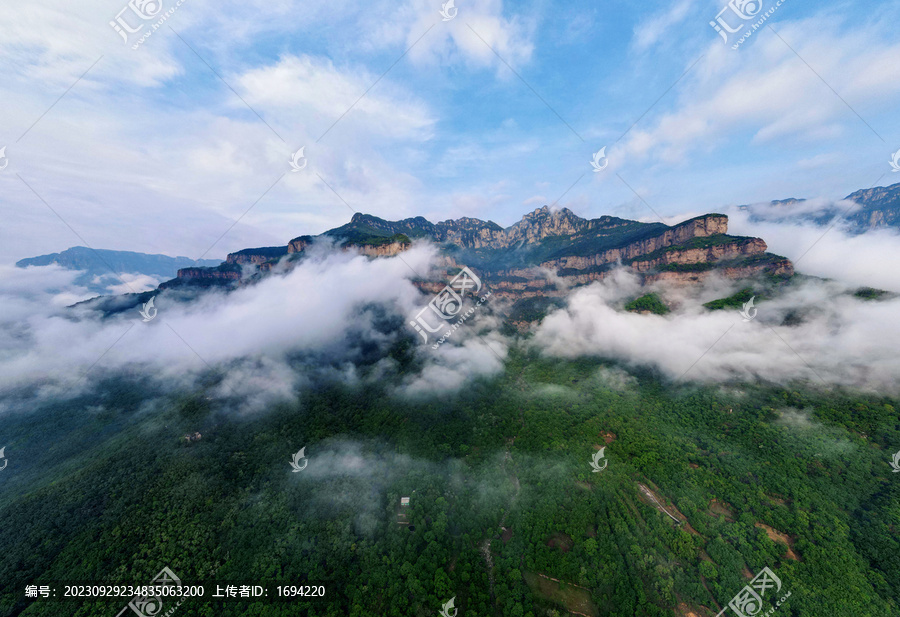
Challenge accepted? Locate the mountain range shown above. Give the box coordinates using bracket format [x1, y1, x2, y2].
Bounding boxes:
[742, 181, 900, 229]
[156, 206, 791, 315]
[18, 181, 900, 315]
[15, 246, 220, 295]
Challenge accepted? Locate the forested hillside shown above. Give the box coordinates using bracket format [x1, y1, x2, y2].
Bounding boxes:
[1, 352, 898, 616]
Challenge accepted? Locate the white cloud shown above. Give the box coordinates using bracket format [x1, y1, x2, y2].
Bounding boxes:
[619, 16, 900, 165]
[366, 0, 534, 72]
[0, 48, 437, 266]
[0, 0, 460, 267]
[797, 152, 841, 170]
[522, 195, 548, 206]
[401, 334, 507, 396]
[235, 54, 435, 140]
[0, 244, 505, 407]
[531, 268, 900, 392]
[728, 205, 900, 293]
[632, 0, 696, 52]
[101, 272, 162, 295]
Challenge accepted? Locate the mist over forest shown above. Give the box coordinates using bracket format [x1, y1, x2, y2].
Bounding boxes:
[4, 0, 900, 615]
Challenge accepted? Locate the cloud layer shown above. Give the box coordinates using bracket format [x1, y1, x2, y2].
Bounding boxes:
[531, 268, 900, 392]
[0, 244, 507, 410]
[727, 202, 900, 293]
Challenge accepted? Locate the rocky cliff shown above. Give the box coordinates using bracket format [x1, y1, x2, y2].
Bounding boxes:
[844, 183, 900, 229]
[287, 236, 314, 254]
[353, 240, 411, 258]
[226, 246, 288, 265]
[159, 264, 242, 289]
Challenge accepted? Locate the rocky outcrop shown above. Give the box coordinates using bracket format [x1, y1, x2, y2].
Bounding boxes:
[764, 258, 794, 277]
[351, 241, 411, 258]
[287, 236, 315, 254]
[286, 233, 411, 258]
[436, 217, 506, 248]
[502, 207, 587, 246]
[175, 267, 241, 281]
[159, 264, 242, 289]
[628, 238, 766, 272]
[844, 183, 900, 230]
[544, 216, 729, 271]
[226, 246, 287, 265]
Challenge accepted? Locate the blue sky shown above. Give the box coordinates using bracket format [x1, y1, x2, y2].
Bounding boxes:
[1, 0, 899, 264]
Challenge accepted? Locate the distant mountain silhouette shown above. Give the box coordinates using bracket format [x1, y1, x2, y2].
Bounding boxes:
[16, 246, 220, 295]
[742, 182, 900, 231]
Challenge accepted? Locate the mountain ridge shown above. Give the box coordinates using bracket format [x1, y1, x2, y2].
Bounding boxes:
[15, 246, 221, 295]
[742, 181, 900, 230]
[158, 206, 792, 309]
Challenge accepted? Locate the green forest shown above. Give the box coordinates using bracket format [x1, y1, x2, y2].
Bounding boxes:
[1, 350, 899, 616]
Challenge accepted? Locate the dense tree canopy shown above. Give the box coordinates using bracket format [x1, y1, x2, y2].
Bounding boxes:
[1, 353, 898, 616]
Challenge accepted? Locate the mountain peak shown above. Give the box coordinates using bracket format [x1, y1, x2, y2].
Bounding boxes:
[518, 205, 582, 222]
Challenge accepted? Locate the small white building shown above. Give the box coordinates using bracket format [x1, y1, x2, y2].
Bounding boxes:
[400, 497, 410, 507]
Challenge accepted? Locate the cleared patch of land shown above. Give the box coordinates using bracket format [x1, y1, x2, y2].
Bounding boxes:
[523, 571, 598, 617]
[756, 523, 801, 561]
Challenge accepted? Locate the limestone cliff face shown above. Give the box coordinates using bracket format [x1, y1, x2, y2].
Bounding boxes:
[544, 215, 729, 271]
[285, 234, 410, 258]
[469, 214, 784, 301]
[287, 236, 314, 254]
[629, 238, 767, 272]
[352, 241, 411, 258]
[644, 257, 794, 284]
[679, 214, 729, 237]
[226, 254, 268, 265]
[226, 246, 288, 265]
[175, 267, 241, 281]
